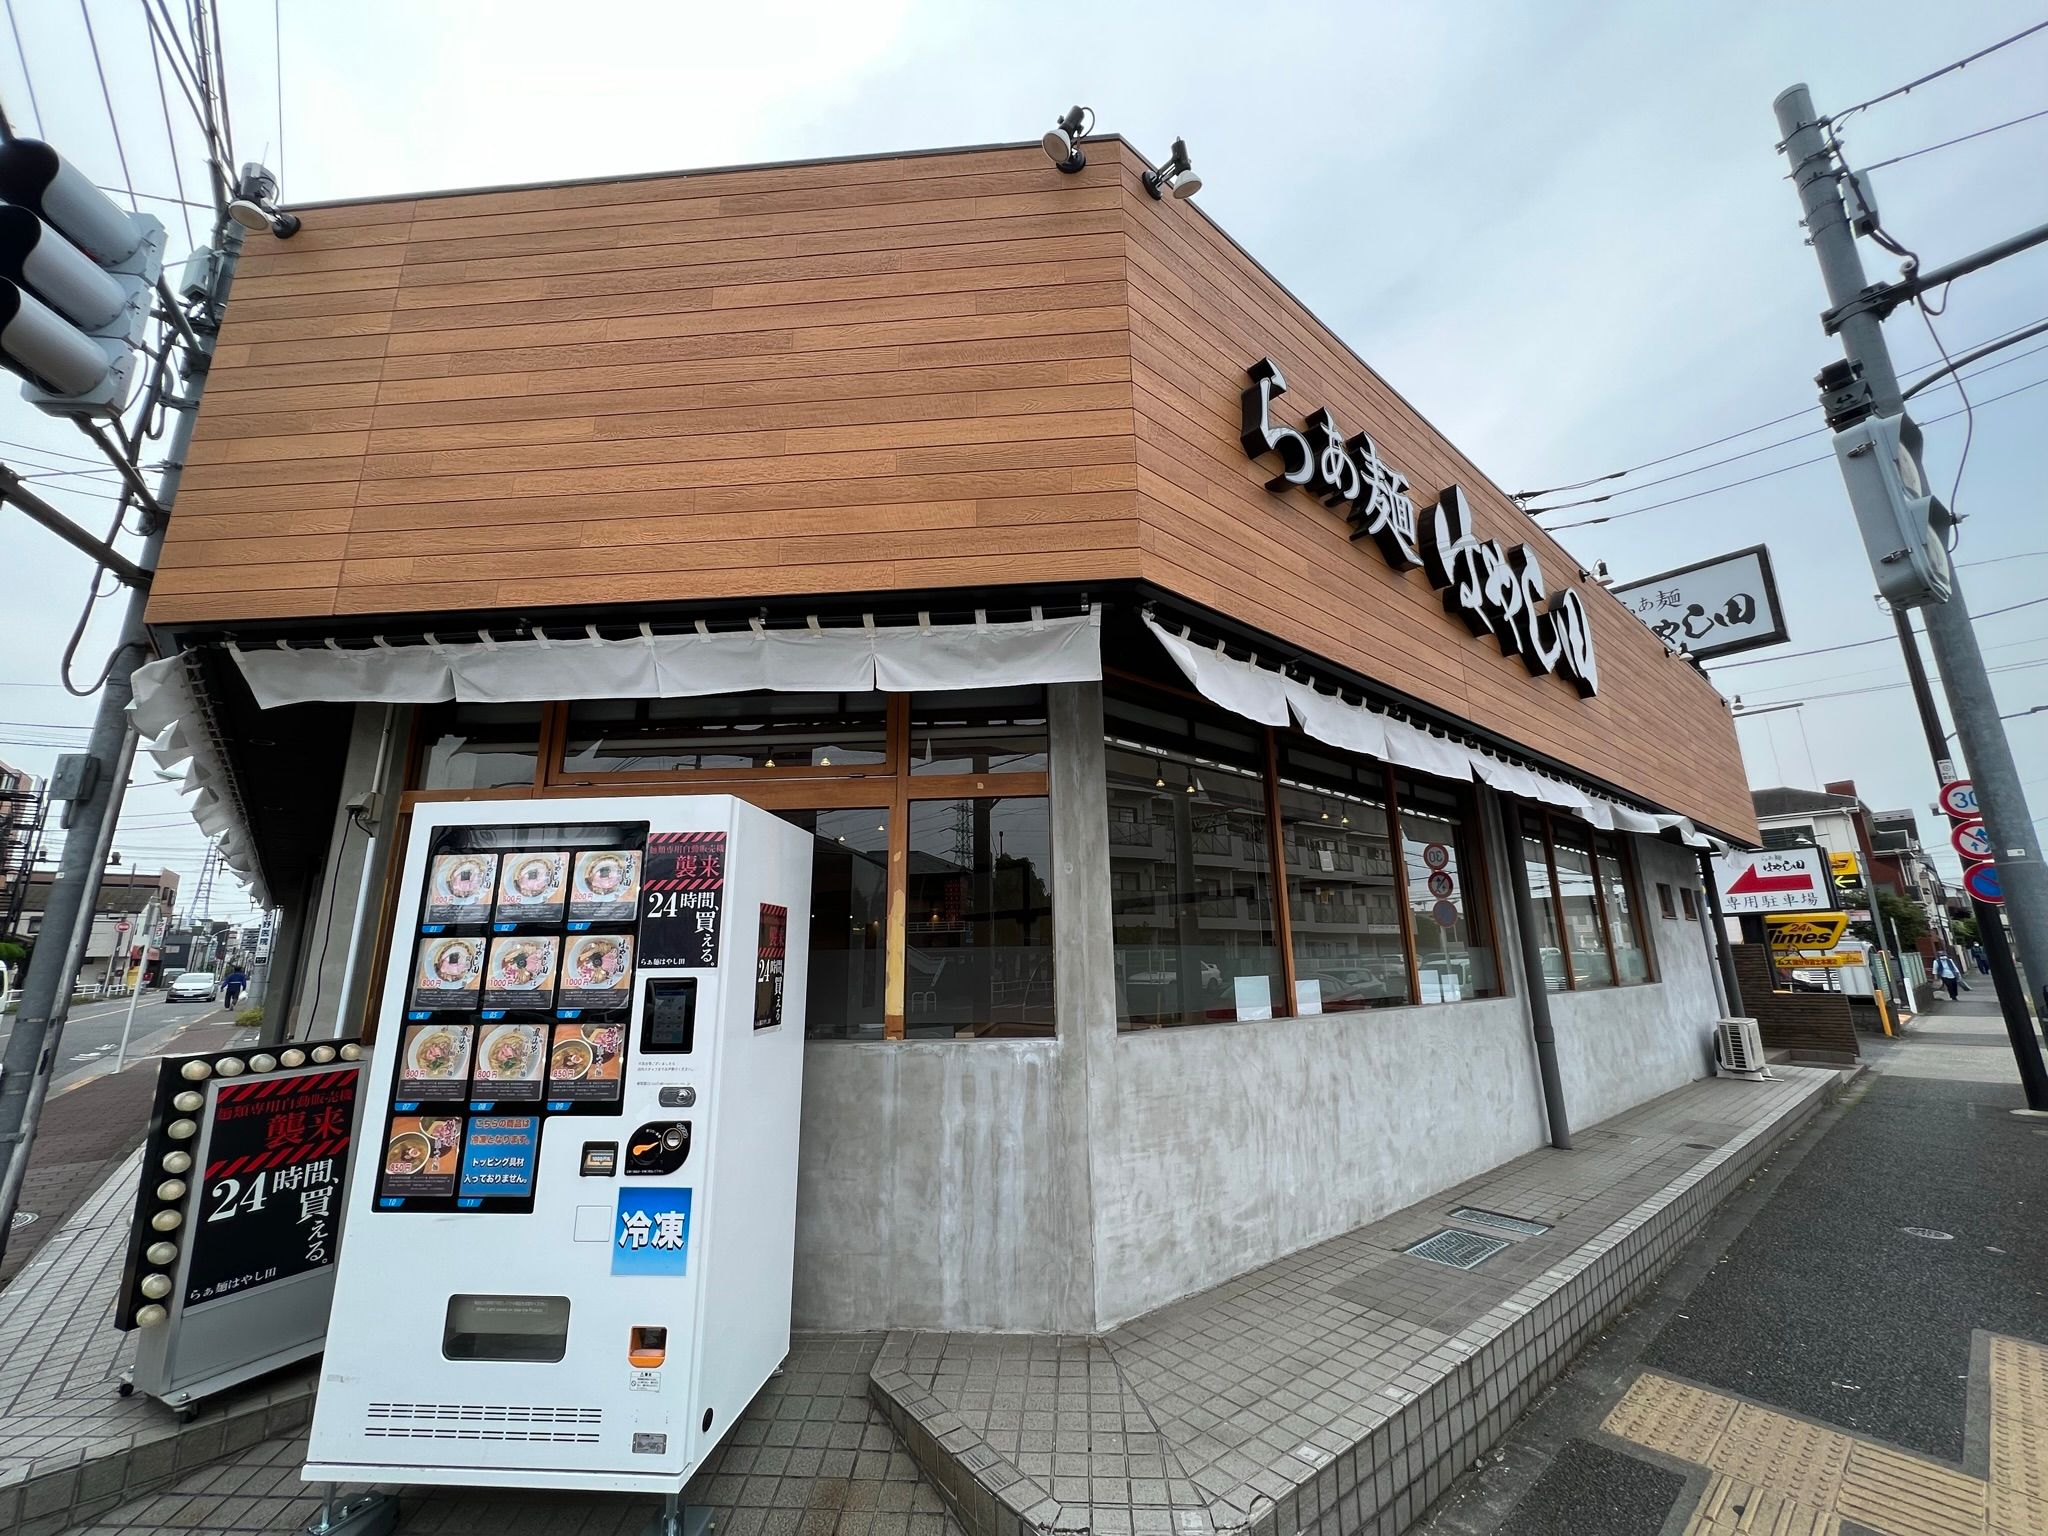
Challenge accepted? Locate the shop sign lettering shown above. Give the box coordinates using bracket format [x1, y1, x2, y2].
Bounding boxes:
[1240, 359, 1597, 697]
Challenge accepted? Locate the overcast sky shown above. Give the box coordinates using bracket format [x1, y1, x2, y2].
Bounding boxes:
[1, 1, 2044, 911]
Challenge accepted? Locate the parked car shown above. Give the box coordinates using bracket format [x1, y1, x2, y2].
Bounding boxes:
[167, 970, 217, 1003]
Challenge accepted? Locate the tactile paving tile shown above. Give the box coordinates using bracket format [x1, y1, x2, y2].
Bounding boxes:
[1993, 1336, 2048, 1436]
[1705, 1403, 1854, 1510]
[1603, 1372, 1737, 1462]
[1991, 1414, 2048, 1506]
[1683, 1474, 1842, 1535]
[1834, 1441, 1986, 1536]
[1989, 1480, 2048, 1536]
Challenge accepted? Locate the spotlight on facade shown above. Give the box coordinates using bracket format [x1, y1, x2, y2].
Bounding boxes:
[226, 163, 301, 239]
[1041, 106, 1092, 173]
[1142, 138, 1201, 200]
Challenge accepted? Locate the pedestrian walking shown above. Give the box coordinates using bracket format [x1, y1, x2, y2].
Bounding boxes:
[1931, 951, 1961, 1002]
[222, 966, 248, 1009]
[1972, 942, 1990, 974]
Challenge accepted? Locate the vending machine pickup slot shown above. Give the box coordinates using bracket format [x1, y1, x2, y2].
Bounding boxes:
[442, 1294, 571, 1362]
[640, 979, 697, 1055]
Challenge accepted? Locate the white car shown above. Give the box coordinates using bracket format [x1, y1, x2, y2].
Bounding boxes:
[167, 971, 217, 1004]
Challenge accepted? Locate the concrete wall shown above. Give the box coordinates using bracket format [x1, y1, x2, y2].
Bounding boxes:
[1547, 835, 1719, 1129]
[286, 704, 405, 1042]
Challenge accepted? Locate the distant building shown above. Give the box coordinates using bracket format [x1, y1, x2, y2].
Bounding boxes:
[0, 759, 44, 939]
[1749, 781, 1947, 959]
[20, 866, 181, 991]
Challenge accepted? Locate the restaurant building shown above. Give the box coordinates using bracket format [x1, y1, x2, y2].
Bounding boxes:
[132, 135, 1755, 1334]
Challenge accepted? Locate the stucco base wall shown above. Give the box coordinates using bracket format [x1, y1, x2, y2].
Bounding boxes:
[1548, 836, 1720, 1129]
[1088, 998, 1548, 1329]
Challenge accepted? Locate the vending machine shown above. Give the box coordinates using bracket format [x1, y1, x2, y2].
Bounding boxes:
[305, 794, 810, 1495]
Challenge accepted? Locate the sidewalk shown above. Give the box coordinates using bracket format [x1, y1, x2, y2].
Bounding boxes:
[0, 1056, 1845, 1536]
[2, 1017, 244, 1287]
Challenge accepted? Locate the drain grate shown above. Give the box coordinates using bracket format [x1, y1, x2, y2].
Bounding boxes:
[1450, 1206, 1550, 1238]
[1405, 1229, 1510, 1270]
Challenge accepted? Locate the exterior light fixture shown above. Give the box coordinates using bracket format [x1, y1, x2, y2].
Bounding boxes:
[1142, 138, 1202, 201]
[1042, 106, 1093, 173]
[226, 163, 301, 239]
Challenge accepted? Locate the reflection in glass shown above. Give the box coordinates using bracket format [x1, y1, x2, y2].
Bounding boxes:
[1396, 774, 1499, 1001]
[1597, 837, 1650, 984]
[909, 687, 1048, 774]
[1278, 747, 1407, 1012]
[563, 692, 886, 774]
[904, 798, 1054, 1038]
[1520, 812, 1568, 993]
[1551, 821, 1613, 989]
[773, 809, 891, 1041]
[418, 703, 543, 791]
[1106, 745, 1282, 1027]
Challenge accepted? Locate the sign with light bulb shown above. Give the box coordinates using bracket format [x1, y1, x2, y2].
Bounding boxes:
[114, 1039, 366, 1408]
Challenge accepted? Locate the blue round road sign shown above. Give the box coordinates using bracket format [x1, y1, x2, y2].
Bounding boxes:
[1963, 861, 2003, 904]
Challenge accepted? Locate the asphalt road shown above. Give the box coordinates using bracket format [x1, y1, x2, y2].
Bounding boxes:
[0, 991, 231, 1094]
[1423, 993, 2048, 1536]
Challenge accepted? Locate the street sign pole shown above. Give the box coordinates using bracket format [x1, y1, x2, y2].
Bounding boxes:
[1776, 85, 2048, 1110]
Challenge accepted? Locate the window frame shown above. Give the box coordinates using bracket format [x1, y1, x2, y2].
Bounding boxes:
[1657, 881, 1678, 920]
[400, 695, 1050, 1041]
[1517, 805, 1657, 991]
[1102, 670, 1504, 1027]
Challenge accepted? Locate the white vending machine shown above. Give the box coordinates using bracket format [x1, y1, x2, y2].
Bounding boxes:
[306, 794, 810, 1496]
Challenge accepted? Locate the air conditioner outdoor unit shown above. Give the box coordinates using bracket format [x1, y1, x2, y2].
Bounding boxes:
[1715, 1017, 1770, 1080]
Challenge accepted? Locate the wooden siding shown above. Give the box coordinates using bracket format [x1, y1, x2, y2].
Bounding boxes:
[154, 147, 1145, 621]
[1109, 144, 1753, 838]
[149, 140, 1750, 837]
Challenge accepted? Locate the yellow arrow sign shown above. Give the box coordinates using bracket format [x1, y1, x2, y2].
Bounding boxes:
[1828, 850, 1860, 878]
[1766, 912, 1849, 950]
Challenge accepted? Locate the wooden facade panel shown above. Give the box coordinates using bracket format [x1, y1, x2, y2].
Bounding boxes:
[149, 140, 1745, 835]
[1108, 144, 1749, 835]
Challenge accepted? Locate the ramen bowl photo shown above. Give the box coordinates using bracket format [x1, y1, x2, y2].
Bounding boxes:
[406, 1028, 461, 1078]
[425, 939, 477, 988]
[505, 855, 561, 902]
[386, 1131, 432, 1174]
[479, 1025, 539, 1080]
[489, 938, 555, 990]
[550, 1038, 594, 1079]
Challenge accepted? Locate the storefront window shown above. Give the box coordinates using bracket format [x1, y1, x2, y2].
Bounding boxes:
[1515, 810, 1653, 991]
[1395, 774, 1499, 1001]
[909, 687, 1048, 774]
[561, 692, 886, 775]
[1551, 820, 1612, 989]
[1278, 745, 1408, 1012]
[1105, 743, 1282, 1028]
[773, 809, 890, 1042]
[1596, 835, 1651, 984]
[904, 798, 1054, 1038]
[418, 703, 543, 790]
[1519, 810, 1568, 993]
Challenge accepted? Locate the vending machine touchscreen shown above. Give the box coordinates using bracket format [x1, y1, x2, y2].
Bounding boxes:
[306, 795, 811, 1495]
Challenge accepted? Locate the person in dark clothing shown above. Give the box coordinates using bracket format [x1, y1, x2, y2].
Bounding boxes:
[1972, 942, 1990, 974]
[222, 966, 248, 1008]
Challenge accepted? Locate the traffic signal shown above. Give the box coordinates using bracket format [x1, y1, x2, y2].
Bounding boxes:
[0, 139, 165, 419]
[1830, 410, 1953, 609]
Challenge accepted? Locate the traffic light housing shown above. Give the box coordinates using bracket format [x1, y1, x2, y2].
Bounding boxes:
[0, 139, 165, 420]
[1830, 410, 1954, 609]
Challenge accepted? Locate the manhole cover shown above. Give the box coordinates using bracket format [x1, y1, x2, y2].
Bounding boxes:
[1406, 1229, 1510, 1270]
[1450, 1206, 1551, 1238]
[1900, 1227, 1954, 1241]
[8, 1211, 35, 1231]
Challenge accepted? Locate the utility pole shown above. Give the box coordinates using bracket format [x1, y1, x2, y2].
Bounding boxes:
[0, 213, 252, 1266]
[1776, 84, 2048, 1109]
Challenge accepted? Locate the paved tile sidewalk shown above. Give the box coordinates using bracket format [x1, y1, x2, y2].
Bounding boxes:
[873, 1066, 1845, 1536]
[64, 1333, 963, 1536]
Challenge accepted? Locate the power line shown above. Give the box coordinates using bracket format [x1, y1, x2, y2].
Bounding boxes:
[1860, 103, 2048, 173]
[77, 0, 138, 213]
[1738, 654, 2048, 709]
[1544, 373, 2048, 530]
[3, 0, 41, 137]
[1824, 20, 2048, 124]
[1711, 594, 2048, 673]
[145, 16, 198, 252]
[1515, 312, 2048, 504]
[1733, 630, 2048, 699]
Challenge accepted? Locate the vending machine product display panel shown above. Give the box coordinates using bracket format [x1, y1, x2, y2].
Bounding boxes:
[306, 794, 811, 1495]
